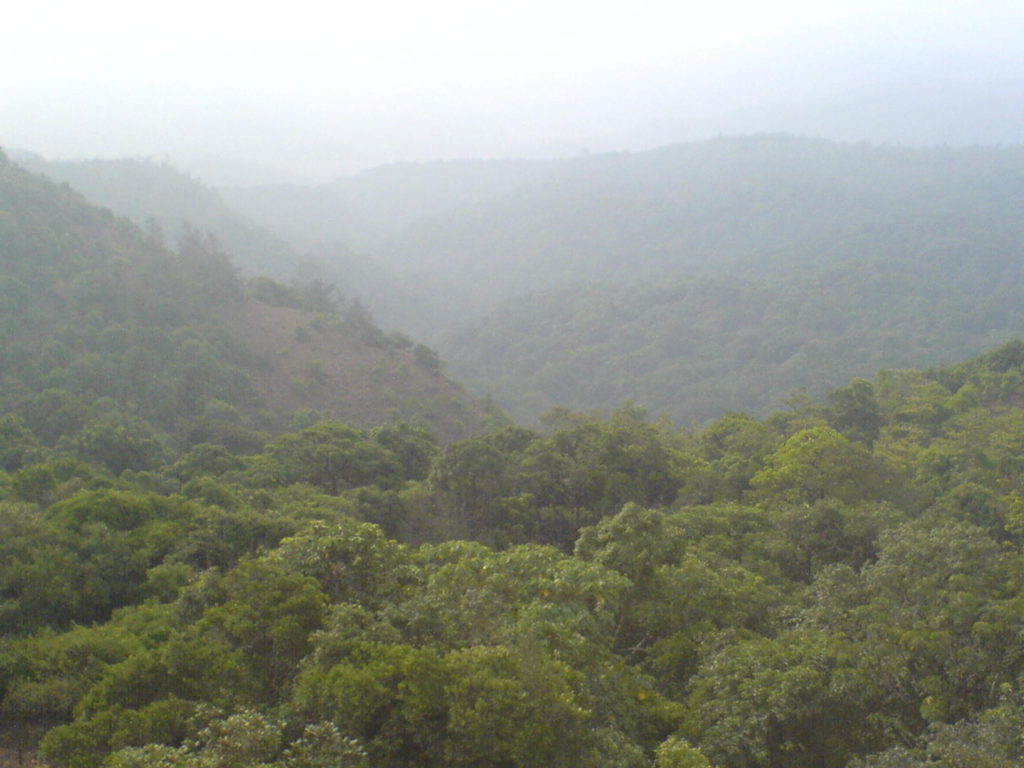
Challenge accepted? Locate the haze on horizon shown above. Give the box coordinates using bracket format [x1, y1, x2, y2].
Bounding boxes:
[4, 0, 1023, 183]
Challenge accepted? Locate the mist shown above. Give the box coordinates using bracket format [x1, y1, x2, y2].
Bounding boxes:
[5, 0, 1023, 183]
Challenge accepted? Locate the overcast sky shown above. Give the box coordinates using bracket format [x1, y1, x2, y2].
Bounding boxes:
[4, 0, 1023, 181]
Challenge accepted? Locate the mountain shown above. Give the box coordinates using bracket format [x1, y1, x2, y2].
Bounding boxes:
[195, 136, 1024, 427]
[379, 136, 1024, 320]
[11, 153, 300, 279]
[0, 150, 491, 449]
[176, 153, 306, 187]
[20, 136, 1024, 428]
[5, 145, 1024, 768]
[625, 78, 1024, 151]
[221, 157, 558, 251]
[414, 136, 1024, 422]
[442, 268, 1024, 425]
[219, 157, 561, 326]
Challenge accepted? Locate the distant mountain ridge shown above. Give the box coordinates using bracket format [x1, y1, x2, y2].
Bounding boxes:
[376, 136, 1024, 321]
[624, 78, 1024, 151]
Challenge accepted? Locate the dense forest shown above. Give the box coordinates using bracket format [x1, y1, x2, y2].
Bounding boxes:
[0, 151, 490, 452]
[2, 145, 1024, 768]
[441, 262, 1024, 424]
[3, 331, 1024, 767]
[30, 136, 1024, 425]
[414, 137, 1024, 422]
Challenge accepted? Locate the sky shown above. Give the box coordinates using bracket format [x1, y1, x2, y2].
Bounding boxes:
[4, 0, 1023, 181]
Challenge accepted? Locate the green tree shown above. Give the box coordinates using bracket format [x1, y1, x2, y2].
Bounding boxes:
[689, 628, 883, 768]
[197, 559, 328, 702]
[370, 422, 438, 482]
[64, 415, 165, 474]
[803, 522, 1024, 730]
[656, 736, 714, 768]
[752, 426, 896, 504]
[256, 421, 402, 494]
[442, 645, 589, 768]
[0, 414, 44, 471]
[272, 519, 411, 606]
[827, 378, 883, 446]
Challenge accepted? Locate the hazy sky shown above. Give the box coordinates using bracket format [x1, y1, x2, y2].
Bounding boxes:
[4, 0, 1023, 180]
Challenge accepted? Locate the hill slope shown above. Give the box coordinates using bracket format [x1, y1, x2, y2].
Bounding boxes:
[21, 137, 1024, 428]
[0, 151, 490, 450]
[382, 136, 1024, 319]
[11, 152, 300, 279]
[380, 136, 1024, 422]
[443, 268, 1024, 425]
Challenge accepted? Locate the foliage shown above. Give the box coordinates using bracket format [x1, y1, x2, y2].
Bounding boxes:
[396, 139, 1024, 425]
[9, 146, 1024, 768]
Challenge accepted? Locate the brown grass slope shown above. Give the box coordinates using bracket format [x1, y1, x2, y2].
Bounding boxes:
[214, 299, 491, 442]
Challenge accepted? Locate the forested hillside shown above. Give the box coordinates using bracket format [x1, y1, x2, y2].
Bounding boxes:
[443, 263, 1024, 424]
[28, 137, 1024, 426]
[397, 136, 1024, 422]
[8, 1, 1024, 766]
[3, 140, 1024, 768]
[382, 136, 1024, 317]
[0, 150, 490, 457]
[3, 321, 1024, 767]
[218, 136, 1024, 426]
[11, 153, 300, 279]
